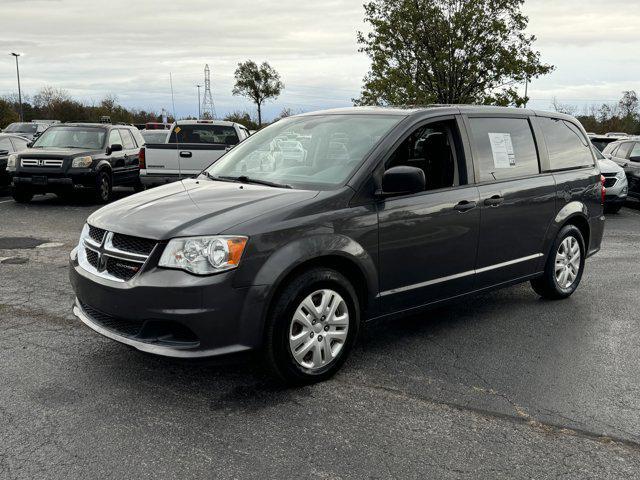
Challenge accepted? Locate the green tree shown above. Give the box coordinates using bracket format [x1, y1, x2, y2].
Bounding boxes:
[355, 0, 554, 107]
[232, 60, 284, 127]
[224, 110, 259, 130]
[0, 98, 19, 128]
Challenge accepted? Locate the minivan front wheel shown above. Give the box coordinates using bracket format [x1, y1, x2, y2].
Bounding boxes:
[531, 225, 585, 300]
[264, 268, 360, 385]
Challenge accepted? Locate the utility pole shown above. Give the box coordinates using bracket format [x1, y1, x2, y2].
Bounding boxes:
[10, 52, 23, 122]
[196, 84, 201, 120]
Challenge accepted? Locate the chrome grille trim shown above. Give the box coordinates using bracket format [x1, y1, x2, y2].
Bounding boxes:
[21, 158, 64, 167]
[77, 225, 156, 282]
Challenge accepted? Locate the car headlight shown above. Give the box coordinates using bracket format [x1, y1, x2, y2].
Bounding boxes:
[159, 236, 248, 274]
[6, 154, 17, 170]
[616, 170, 626, 180]
[72, 156, 93, 168]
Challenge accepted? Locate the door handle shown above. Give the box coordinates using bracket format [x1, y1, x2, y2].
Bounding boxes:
[179, 151, 192, 158]
[454, 200, 477, 212]
[484, 195, 504, 207]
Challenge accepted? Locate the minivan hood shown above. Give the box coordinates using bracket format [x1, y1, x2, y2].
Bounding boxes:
[88, 178, 319, 240]
[598, 158, 622, 174]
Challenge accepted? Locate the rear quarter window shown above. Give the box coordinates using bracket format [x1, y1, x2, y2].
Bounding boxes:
[469, 117, 539, 182]
[539, 118, 594, 170]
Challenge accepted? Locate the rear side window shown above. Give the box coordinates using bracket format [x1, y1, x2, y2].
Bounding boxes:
[630, 143, 640, 162]
[469, 117, 539, 182]
[539, 118, 594, 170]
[119, 129, 136, 149]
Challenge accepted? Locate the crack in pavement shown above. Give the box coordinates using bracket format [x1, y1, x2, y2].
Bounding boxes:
[336, 379, 640, 454]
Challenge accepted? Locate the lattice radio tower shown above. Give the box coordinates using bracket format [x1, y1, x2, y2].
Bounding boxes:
[201, 64, 217, 119]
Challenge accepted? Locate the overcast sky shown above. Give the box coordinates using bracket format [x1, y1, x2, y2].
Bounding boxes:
[2, 0, 639, 121]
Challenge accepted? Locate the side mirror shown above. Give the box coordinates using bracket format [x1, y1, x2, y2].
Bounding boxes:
[379, 166, 426, 196]
[26, 142, 33, 148]
[106, 143, 123, 155]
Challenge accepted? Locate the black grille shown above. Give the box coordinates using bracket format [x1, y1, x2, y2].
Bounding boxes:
[604, 177, 617, 188]
[88, 225, 106, 243]
[112, 233, 156, 255]
[80, 302, 143, 337]
[106, 257, 141, 281]
[85, 248, 99, 268]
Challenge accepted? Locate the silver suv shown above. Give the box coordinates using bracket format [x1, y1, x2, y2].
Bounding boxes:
[595, 146, 627, 214]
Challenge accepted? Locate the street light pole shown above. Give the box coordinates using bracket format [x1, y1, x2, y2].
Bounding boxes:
[196, 85, 201, 120]
[10, 53, 23, 122]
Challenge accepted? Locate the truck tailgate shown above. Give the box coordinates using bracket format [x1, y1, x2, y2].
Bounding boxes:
[144, 143, 227, 176]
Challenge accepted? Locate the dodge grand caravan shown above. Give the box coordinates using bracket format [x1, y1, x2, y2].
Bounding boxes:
[69, 106, 605, 384]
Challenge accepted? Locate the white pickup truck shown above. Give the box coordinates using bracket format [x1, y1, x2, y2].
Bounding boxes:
[140, 120, 251, 187]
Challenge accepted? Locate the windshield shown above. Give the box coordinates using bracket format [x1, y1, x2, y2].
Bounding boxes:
[32, 127, 106, 149]
[141, 130, 168, 144]
[204, 114, 402, 189]
[5, 122, 37, 134]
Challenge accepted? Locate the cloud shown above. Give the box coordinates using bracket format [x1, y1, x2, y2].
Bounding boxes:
[0, 0, 638, 119]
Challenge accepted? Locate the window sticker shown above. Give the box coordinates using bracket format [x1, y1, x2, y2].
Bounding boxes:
[488, 133, 516, 168]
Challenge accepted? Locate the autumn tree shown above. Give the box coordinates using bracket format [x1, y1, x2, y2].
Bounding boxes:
[232, 60, 283, 127]
[356, 0, 554, 107]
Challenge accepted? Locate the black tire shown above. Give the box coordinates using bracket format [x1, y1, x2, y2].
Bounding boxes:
[604, 203, 622, 214]
[94, 170, 112, 203]
[133, 180, 146, 193]
[264, 268, 360, 385]
[11, 186, 33, 203]
[531, 224, 586, 300]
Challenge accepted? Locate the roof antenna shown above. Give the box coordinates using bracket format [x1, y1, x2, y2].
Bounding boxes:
[170, 72, 182, 180]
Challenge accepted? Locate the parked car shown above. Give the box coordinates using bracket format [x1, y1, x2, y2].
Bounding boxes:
[606, 132, 628, 138]
[2, 121, 56, 141]
[594, 147, 627, 213]
[140, 120, 250, 187]
[140, 129, 169, 144]
[0, 133, 30, 186]
[6, 123, 145, 203]
[69, 106, 605, 384]
[602, 138, 640, 200]
[589, 134, 620, 152]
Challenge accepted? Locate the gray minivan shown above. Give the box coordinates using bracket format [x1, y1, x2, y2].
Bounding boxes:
[69, 106, 605, 384]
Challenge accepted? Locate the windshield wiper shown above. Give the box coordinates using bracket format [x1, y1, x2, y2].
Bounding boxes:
[218, 175, 292, 189]
[200, 171, 242, 183]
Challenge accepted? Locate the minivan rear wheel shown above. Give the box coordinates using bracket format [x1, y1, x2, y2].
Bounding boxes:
[264, 268, 360, 385]
[531, 224, 585, 300]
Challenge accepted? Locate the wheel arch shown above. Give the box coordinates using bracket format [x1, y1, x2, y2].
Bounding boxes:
[539, 201, 591, 270]
[251, 234, 378, 342]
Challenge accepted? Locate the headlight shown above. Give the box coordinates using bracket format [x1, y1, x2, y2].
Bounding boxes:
[6, 154, 17, 170]
[616, 170, 626, 180]
[159, 236, 248, 274]
[72, 156, 93, 168]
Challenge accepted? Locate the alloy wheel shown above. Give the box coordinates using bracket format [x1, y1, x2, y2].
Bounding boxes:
[555, 236, 581, 289]
[288, 289, 349, 371]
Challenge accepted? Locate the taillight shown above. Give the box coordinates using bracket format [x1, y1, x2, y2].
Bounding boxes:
[139, 147, 146, 169]
[600, 174, 606, 204]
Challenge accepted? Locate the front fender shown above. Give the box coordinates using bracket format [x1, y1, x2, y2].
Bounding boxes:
[250, 233, 378, 306]
[94, 160, 112, 173]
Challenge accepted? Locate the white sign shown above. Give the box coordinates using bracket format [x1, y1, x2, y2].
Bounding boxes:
[488, 133, 516, 169]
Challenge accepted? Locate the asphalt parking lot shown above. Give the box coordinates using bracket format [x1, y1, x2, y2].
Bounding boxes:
[1, 189, 640, 479]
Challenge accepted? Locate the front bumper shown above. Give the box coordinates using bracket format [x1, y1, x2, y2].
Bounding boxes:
[13, 170, 96, 190]
[69, 247, 268, 358]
